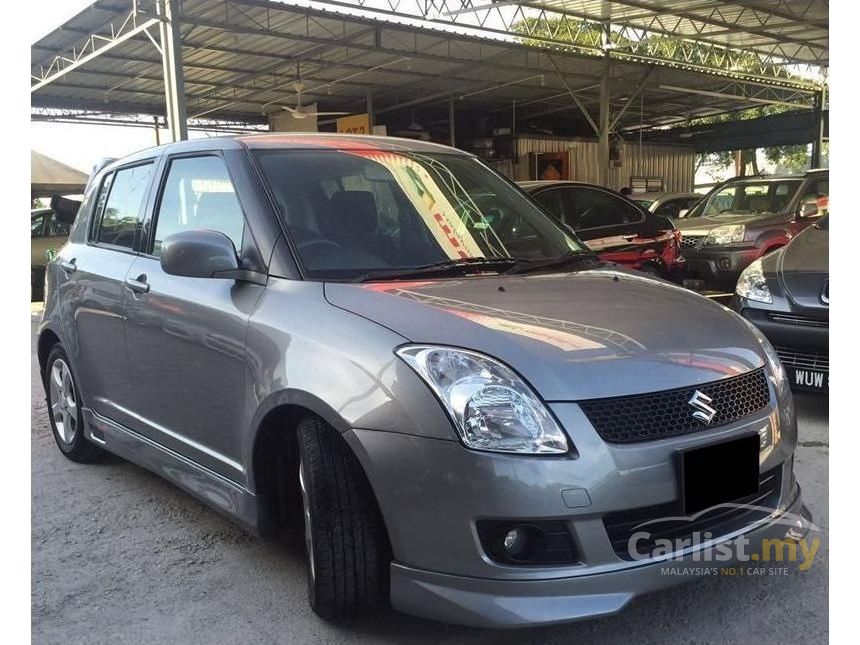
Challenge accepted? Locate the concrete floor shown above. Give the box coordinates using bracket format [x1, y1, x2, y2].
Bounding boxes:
[31, 313, 828, 644]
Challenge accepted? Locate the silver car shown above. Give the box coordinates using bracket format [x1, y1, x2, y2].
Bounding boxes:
[38, 134, 808, 628]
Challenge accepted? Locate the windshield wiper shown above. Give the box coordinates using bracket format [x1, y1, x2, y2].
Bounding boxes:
[351, 257, 520, 282]
[505, 250, 597, 275]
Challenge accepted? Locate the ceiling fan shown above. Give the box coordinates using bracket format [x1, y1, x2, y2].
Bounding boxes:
[279, 78, 350, 120]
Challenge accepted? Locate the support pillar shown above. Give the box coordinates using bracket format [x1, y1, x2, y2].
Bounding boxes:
[366, 90, 374, 126]
[597, 21, 611, 186]
[449, 96, 456, 147]
[811, 87, 826, 168]
[158, 0, 188, 142]
[597, 56, 610, 186]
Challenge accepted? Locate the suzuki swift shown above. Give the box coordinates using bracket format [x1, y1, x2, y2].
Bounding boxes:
[38, 134, 808, 628]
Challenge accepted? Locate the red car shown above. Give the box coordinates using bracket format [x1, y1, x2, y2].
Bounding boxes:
[519, 180, 683, 276]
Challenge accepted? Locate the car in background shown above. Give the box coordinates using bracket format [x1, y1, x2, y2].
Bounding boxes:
[676, 169, 828, 288]
[519, 180, 683, 277]
[31, 207, 71, 301]
[630, 192, 702, 220]
[733, 215, 828, 392]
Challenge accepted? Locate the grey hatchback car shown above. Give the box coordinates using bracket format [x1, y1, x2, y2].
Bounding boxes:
[38, 134, 808, 628]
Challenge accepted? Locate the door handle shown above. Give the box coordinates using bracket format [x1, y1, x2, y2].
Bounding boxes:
[59, 259, 77, 274]
[124, 275, 150, 294]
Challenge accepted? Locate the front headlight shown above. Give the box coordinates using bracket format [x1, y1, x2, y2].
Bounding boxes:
[397, 345, 569, 454]
[735, 258, 773, 304]
[704, 224, 745, 245]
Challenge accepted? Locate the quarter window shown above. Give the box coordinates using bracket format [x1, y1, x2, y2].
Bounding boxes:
[94, 163, 154, 250]
[153, 156, 245, 256]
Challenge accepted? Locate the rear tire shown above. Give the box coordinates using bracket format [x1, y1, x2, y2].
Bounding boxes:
[44, 344, 101, 463]
[296, 415, 389, 620]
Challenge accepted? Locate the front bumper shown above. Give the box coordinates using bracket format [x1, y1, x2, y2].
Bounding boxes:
[735, 302, 829, 392]
[345, 393, 802, 627]
[389, 489, 808, 628]
[682, 245, 761, 287]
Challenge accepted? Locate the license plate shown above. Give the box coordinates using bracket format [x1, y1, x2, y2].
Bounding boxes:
[787, 366, 828, 391]
[679, 435, 759, 515]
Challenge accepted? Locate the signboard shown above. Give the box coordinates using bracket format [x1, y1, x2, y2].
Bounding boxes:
[337, 113, 371, 135]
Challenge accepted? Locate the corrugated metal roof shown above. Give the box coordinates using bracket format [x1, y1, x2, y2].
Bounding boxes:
[30, 0, 824, 131]
[524, 0, 828, 65]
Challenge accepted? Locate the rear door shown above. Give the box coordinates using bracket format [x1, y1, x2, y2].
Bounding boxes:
[121, 152, 266, 481]
[56, 161, 157, 421]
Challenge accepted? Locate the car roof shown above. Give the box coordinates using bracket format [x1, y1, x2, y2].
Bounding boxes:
[517, 180, 604, 192]
[97, 133, 475, 177]
[631, 192, 701, 201]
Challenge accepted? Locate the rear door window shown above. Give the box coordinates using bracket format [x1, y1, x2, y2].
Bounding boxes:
[93, 163, 154, 250]
[533, 189, 565, 223]
[562, 187, 644, 230]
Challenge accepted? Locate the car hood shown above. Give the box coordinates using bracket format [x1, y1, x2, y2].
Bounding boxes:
[676, 212, 785, 234]
[324, 269, 765, 400]
[768, 223, 829, 310]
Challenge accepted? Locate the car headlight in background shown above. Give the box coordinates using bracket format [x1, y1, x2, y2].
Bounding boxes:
[397, 345, 569, 454]
[704, 224, 745, 245]
[735, 258, 773, 304]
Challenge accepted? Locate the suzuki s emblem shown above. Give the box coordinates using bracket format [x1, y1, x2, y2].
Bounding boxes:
[688, 390, 717, 424]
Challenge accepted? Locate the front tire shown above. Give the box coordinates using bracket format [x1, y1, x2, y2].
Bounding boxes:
[44, 344, 101, 463]
[296, 415, 389, 620]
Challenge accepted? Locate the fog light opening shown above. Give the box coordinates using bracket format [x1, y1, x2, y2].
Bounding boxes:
[502, 526, 543, 562]
[477, 519, 579, 565]
[718, 258, 731, 270]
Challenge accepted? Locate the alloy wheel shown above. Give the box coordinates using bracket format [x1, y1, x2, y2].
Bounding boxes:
[49, 358, 78, 445]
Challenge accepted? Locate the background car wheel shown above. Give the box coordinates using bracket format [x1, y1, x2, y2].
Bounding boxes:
[44, 344, 101, 463]
[296, 415, 389, 620]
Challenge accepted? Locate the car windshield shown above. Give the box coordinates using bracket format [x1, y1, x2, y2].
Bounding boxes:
[690, 179, 802, 218]
[255, 149, 585, 280]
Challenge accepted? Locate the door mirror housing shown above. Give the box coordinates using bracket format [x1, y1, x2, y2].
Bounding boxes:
[797, 200, 819, 219]
[160, 230, 240, 279]
[678, 208, 689, 219]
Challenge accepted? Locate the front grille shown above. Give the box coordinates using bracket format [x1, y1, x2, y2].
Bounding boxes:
[579, 369, 770, 443]
[774, 346, 829, 372]
[680, 235, 704, 249]
[768, 312, 828, 328]
[604, 466, 783, 561]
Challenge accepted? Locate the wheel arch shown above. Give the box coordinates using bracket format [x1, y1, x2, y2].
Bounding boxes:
[248, 389, 390, 543]
[36, 326, 62, 378]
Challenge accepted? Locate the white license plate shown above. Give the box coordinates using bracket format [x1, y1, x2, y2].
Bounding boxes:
[790, 367, 828, 391]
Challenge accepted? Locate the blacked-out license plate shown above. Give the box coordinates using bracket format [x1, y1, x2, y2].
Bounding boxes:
[680, 434, 759, 515]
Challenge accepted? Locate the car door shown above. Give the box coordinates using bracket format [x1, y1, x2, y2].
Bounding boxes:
[55, 161, 157, 422]
[556, 186, 649, 252]
[122, 153, 266, 482]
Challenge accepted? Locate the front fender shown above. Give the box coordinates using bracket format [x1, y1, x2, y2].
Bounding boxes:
[242, 279, 459, 478]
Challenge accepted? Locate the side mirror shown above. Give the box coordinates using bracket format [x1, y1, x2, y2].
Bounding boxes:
[678, 208, 689, 219]
[160, 230, 240, 279]
[798, 200, 819, 219]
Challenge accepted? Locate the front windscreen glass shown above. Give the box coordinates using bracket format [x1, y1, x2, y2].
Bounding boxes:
[255, 149, 584, 280]
[692, 180, 802, 218]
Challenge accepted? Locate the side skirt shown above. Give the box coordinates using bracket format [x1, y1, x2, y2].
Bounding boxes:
[84, 408, 274, 538]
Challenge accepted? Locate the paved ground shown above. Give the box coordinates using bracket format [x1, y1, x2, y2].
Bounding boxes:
[31, 313, 828, 644]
